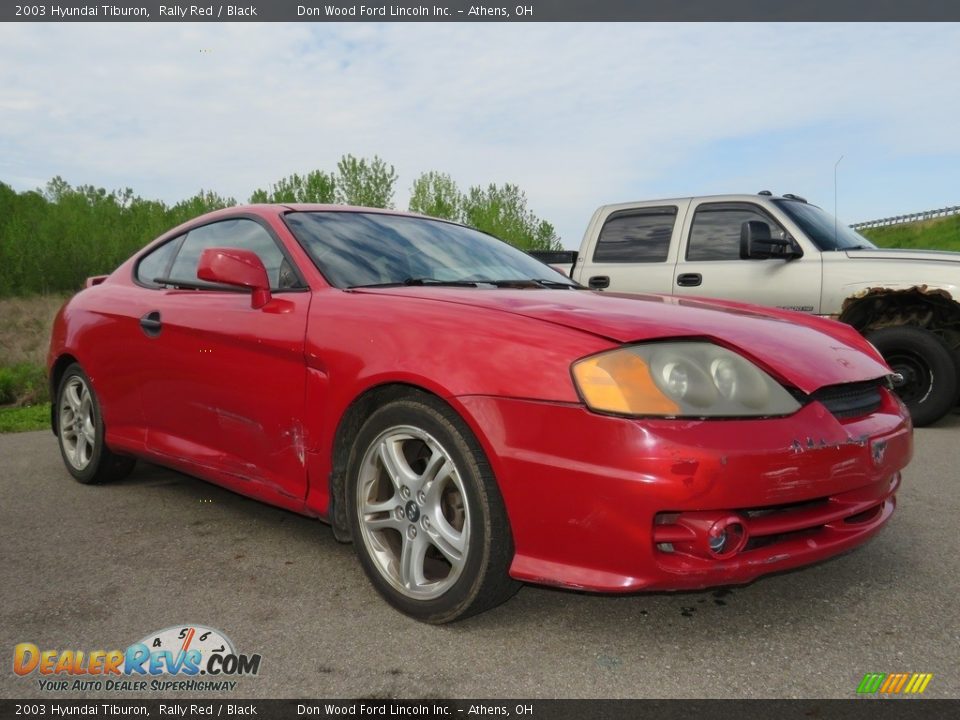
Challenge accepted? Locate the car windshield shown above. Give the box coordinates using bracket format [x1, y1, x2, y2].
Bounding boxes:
[283, 211, 577, 289]
[773, 199, 877, 251]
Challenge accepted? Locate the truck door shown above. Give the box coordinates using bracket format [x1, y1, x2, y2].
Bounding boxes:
[576, 204, 683, 294]
[672, 200, 822, 313]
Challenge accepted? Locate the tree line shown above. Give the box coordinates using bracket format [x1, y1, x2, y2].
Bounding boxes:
[0, 155, 561, 297]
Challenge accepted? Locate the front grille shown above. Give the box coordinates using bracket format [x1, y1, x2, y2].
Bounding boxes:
[741, 496, 829, 519]
[652, 474, 898, 563]
[809, 380, 882, 419]
[743, 527, 821, 552]
[740, 497, 829, 551]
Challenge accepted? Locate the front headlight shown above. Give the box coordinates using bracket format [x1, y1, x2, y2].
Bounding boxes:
[571, 342, 801, 418]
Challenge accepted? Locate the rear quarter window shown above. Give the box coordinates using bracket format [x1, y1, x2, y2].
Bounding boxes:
[135, 238, 181, 288]
[592, 208, 677, 263]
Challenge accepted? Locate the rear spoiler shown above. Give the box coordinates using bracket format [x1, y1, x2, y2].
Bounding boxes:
[528, 250, 579, 277]
[85, 275, 109, 288]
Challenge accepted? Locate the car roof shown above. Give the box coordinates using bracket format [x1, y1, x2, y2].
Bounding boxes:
[151, 203, 464, 247]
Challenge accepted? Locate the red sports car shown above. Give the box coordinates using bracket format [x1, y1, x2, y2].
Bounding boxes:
[48, 205, 912, 623]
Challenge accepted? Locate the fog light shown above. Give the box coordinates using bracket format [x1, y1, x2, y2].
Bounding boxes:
[708, 520, 745, 557]
[708, 526, 728, 553]
[654, 511, 749, 560]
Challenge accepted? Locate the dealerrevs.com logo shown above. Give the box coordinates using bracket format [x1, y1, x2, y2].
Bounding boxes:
[13, 625, 261, 692]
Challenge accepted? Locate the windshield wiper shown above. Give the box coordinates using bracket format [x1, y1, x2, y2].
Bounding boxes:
[483, 278, 579, 289]
[348, 277, 580, 290]
[531, 278, 580, 289]
[348, 278, 480, 289]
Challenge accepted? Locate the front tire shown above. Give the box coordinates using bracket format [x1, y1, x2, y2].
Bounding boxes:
[345, 393, 519, 623]
[56, 364, 136, 484]
[867, 326, 959, 427]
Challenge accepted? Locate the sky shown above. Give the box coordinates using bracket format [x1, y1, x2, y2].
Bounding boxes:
[1, 22, 959, 248]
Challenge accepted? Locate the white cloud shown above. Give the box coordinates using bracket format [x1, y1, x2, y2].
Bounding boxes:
[1, 22, 958, 243]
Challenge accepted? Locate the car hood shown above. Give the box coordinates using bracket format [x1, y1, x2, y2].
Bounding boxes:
[845, 247, 960, 264]
[357, 288, 890, 394]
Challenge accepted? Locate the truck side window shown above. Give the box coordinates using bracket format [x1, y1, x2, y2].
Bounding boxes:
[592, 207, 677, 263]
[687, 203, 786, 261]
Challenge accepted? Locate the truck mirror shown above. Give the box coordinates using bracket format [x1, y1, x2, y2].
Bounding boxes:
[740, 220, 794, 260]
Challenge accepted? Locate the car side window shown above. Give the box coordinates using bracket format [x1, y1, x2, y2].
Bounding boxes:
[687, 203, 787, 261]
[167, 218, 299, 290]
[592, 207, 677, 263]
[136, 237, 182, 288]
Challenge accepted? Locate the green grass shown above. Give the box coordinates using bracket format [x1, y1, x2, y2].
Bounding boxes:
[0, 403, 49, 433]
[0, 295, 63, 422]
[860, 213, 960, 251]
[0, 363, 48, 405]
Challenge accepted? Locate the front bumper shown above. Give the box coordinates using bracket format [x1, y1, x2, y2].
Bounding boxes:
[456, 387, 912, 592]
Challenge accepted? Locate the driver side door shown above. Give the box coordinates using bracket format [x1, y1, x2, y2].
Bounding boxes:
[137, 216, 311, 500]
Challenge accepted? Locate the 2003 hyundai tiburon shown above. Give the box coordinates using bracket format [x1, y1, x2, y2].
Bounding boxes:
[48, 205, 913, 622]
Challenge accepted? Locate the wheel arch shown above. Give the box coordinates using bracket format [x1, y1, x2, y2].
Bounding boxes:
[49, 353, 80, 435]
[838, 286, 960, 354]
[327, 381, 504, 544]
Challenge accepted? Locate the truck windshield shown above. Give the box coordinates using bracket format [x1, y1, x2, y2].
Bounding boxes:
[773, 199, 876, 252]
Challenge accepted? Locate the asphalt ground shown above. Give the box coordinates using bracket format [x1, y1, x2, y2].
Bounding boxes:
[1, 415, 958, 700]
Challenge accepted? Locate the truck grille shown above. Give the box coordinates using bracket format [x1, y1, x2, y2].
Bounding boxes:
[808, 380, 882, 419]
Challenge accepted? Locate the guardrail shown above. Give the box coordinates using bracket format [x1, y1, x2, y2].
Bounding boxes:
[851, 205, 960, 230]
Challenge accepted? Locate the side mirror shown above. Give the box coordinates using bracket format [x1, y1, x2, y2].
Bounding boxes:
[740, 221, 798, 260]
[197, 248, 272, 309]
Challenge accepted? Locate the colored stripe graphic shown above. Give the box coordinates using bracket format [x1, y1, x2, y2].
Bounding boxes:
[857, 673, 886, 694]
[907, 674, 933, 694]
[858, 673, 933, 695]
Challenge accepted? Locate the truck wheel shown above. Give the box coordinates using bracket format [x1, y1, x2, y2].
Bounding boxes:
[867, 326, 959, 427]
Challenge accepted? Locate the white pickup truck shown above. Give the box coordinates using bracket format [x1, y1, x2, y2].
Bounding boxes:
[534, 192, 960, 426]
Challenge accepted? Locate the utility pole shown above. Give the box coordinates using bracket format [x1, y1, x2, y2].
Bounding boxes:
[834, 155, 844, 244]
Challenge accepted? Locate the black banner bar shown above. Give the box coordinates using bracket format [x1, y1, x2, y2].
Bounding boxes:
[4, 1, 960, 22]
[1, 700, 958, 719]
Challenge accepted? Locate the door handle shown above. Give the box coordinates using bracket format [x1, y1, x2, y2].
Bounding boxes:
[676, 273, 702, 287]
[588, 275, 610, 290]
[139, 311, 162, 337]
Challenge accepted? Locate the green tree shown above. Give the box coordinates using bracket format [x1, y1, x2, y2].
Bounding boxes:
[167, 190, 236, 226]
[462, 183, 561, 251]
[249, 170, 336, 204]
[0, 171, 563, 296]
[531, 219, 561, 250]
[408, 171, 462, 221]
[335, 154, 398, 208]
[43, 176, 72, 203]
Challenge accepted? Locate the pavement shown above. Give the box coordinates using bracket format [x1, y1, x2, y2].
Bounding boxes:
[1, 414, 958, 700]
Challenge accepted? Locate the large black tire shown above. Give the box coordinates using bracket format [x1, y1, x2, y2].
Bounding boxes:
[55, 363, 136, 484]
[345, 393, 519, 623]
[867, 326, 959, 427]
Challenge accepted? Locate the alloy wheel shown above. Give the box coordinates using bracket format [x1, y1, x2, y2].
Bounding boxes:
[59, 375, 96, 471]
[355, 425, 470, 600]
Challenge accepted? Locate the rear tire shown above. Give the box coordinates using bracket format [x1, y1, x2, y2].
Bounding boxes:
[867, 326, 959, 427]
[345, 393, 519, 623]
[56, 364, 136, 484]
